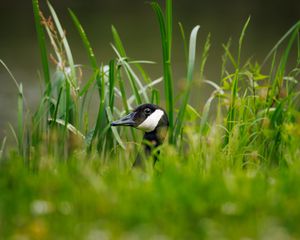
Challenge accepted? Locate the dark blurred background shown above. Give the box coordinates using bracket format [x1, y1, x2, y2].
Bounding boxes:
[0, 0, 299, 140]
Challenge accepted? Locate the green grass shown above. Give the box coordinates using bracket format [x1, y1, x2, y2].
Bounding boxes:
[1, 154, 300, 239]
[0, 0, 300, 238]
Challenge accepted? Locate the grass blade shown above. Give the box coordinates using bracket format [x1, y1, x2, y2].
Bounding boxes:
[238, 16, 251, 67]
[174, 25, 200, 141]
[151, 88, 160, 105]
[64, 80, 71, 129]
[32, 0, 51, 93]
[268, 25, 300, 107]
[111, 25, 127, 57]
[127, 77, 163, 105]
[0, 137, 6, 160]
[47, 1, 77, 87]
[262, 20, 300, 66]
[109, 60, 115, 111]
[275, 26, 299, 88]
[200, 95, 214, 135]
[79, 70, 99, 97]
[48, 118, 85, 139]
[78, 61, 107, 152]
[0, 60, 21, 91]
[18, 84, 24, 155]
[117, 68, 130, 113]
[69, 9, 98, 70]
[151, 1, 174, 143]
[178, 22, 188, 67]
[52, 86, 63, 126]
[111, 27, 150, 102]
[111, 44, 145, 104]
[199, 33, 211, 80]
[106, 107, 125, 150]
[225, 18, 250, 142]
[166, 0, 172, 56]
[222, 43, 237, 69]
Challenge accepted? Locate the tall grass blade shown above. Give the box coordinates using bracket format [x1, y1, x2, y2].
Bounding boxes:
[64, 80, 71, 130]
[297, 31, 300, 64]
[82, 68, 106, 149]
[52, 86, 63, 126]
[47, 1, 77, 87]
[262, 20, 300, 66]
[222, 43, 237, 69]
[178, 22, 188, 67]
[115, 67, 138, 144]
[43, 22, 63, 66]
[87, 91, 105, 153]
[69, 9, 105, 137]
[166, 0, 172, 56]
[133, 62, 152, 85]
[0, 137, 6, 160]
[48, 118, 85, 139]
[151, 89, 160, 105]
[199, 33, 211, 80]
[96, 67, 108, 150]
[151, 1, 174, 143]
[200, 80, 224, 135]
[109, 60, 115, 111]
[111, 45, 145, 104]
[32, 0, 51, 94]
[0, 60, 21, 90]
[117, 68, 130, 113]
[122, 61, 147, 103]
[174, 25, 200, 141]
[111, 27, 151, 102]
[18, 84, 24, 155]
[127, 77, 163, 106]
[111, 25, 127, 57]
[69, 9, 98, 70]
[275, 27, 299, 88]
[238, 16, 251, 66]
[106, 107, 125, 150]
[79, 70, 99, 97]
[268, 26, 299, 106]
[8, 124, 18, 149]
[225, 18, 250, 143]
[76, 54, 106, 153]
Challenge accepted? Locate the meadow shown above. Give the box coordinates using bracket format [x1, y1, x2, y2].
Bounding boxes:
[0, 0, 300, 239]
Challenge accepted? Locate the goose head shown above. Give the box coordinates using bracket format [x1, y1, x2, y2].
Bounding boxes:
[111, 103, 169, 136]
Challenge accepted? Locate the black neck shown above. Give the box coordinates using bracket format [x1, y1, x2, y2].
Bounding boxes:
[132, 128, 165, 168]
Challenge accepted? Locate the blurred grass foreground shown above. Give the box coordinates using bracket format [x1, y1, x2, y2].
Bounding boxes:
[1, 0, 300, 239]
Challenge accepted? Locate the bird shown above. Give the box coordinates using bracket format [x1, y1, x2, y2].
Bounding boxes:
[111, 103, 169, 168]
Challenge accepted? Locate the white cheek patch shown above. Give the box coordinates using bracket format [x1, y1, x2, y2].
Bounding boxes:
[137, 109, 164, 132]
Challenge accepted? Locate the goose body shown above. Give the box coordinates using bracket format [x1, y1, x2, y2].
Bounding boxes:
[111, 104, 169, 167]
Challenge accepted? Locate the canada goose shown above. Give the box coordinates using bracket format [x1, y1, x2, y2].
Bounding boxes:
[111, 103, 169, 167]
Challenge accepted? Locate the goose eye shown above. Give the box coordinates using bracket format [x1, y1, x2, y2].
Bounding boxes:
[144, 108, 152, 115]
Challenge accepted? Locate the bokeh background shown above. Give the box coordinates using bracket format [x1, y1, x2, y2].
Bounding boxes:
[0, 0, 299, 140]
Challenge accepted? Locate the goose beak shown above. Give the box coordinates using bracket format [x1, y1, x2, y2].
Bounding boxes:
[111, 112, 136, 127]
